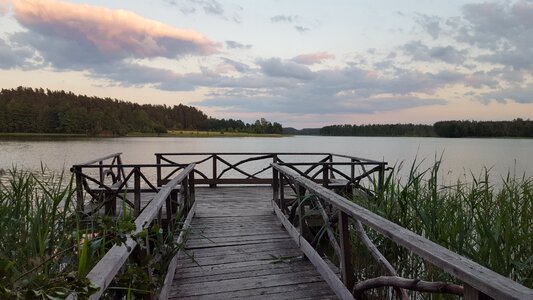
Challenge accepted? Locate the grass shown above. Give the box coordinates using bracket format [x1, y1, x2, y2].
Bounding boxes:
[347, 158, 533, 295]
[0, 168, 186, 299]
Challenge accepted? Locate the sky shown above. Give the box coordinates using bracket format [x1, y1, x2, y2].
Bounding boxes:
[0, 0, 532, 128]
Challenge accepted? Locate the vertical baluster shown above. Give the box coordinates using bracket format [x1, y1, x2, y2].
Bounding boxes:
[156, 154, 162, 187]
[463, 284, 492, 300]
[211, 154, 217, 188]
[273, 166, 279, 206]
[74, 166, 84, 212]
[280, 174, 285, 214]
[339, 212, 354, 291]
[134, 167, 141, 217]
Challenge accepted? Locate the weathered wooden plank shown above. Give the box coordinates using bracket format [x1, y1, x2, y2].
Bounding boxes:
[171, 270, 327, 297]
[171, 281, 336, 299]
[158, 201, 197, 300]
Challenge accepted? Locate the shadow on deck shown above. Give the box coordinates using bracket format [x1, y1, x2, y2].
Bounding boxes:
[169, 187, 337, 299]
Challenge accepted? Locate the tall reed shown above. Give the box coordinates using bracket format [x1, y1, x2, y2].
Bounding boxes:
[350, 159, 532, 290]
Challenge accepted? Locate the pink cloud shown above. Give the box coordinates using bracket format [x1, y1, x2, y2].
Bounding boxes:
[8, 0, 219, 59]
[291, 51, 335, 65]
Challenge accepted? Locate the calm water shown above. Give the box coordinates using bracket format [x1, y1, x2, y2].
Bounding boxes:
[0, 136, 532, 182]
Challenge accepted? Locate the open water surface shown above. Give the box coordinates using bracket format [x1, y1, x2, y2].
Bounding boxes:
[0, 136, 531, 182]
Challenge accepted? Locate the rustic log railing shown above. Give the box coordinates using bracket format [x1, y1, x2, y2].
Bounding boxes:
[75, 164, 196, 299]
[71, 153, 190, 221]
[271, 163, 532, 300]
[155, 152, 387, 190]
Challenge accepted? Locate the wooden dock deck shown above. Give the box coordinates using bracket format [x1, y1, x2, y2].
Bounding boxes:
[72, 152, 532, 300]
[169, 187, 337, 299]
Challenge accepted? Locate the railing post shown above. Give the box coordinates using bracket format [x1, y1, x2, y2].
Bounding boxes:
[296, 184, 310, 241]
[339, 212, 354, 291]
[134, 167, 141, 217]
[350, 159, 355, 182]
[273, 166, 279, 206]
[189, 170, 195, 209]
[156, 154, 162, 187]
[74, 166, 84, 212]
[328, 154, 334, 179]
[377, 163, 385, 197]
[99, 161, 104, 184]
[279, 174, 285, 213]
[322, 164, 329, 188]
[464, 284, 492, 300]
[210, 154, 217, 188]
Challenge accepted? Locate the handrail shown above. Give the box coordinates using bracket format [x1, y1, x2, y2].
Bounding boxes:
[272, 163, 532, 300]
[155, 153, 386, 188]
[84, 164, 195, 299]
[75, 152, 123, 166]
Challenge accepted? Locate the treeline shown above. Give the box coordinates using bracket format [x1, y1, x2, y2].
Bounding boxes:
[320, 124, 435, 137]
[434, 119, 533, 137]
[0, 87, 282, 135]
[319, 119, 533, 138]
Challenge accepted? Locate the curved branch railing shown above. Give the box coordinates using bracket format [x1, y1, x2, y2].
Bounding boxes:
[271, 163, 532, 300]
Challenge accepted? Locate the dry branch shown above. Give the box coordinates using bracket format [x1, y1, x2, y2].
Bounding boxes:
[353, 276, 464, 298]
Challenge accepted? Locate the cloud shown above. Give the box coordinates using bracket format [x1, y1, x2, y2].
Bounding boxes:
[291, 52, 335, 65]
[294, 25, 310, 33]
[482, 85, 533, 104]
[225, 40, 252, 50]
[456, 1, 533, 70]
[415, 14, 442, 39]
[7, 0, 218, 68]
[402, 41, 467, 64]
[219, 57, 251, 73]
[257, 57, 315, 80]
[0, 37, 36, 69]
[270, 14, 299, 23]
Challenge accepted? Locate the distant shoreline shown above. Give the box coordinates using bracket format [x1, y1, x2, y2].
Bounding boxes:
[0, 131, 285, 139]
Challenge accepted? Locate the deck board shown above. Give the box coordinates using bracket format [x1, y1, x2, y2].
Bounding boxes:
[169, 186, 336, 299]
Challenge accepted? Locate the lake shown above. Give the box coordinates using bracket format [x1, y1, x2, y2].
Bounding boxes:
[0, 136, 532, 182]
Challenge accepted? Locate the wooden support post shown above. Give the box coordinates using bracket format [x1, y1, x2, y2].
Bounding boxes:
[322, 164, 329, 188]
[210, 154, 217, 188]
[117, 155, 126, 185]
[134, 167, 141, 217]
[156, 154, 162, 187]
[328, 154, 334, 179]
[279, 174, 285, 214]
[104, 190, 116, 216]
[99, 161, 104, 184]
[273, 167, 279, 206]
[339, 211, 355, 291]
[74, 167, 84, 212]
[297, 184, 310, 241]
[377, 163, 385, 198]
[464, 284, 492, 300]
[189, 171, 195, 208]
[350, 159, 355, 183]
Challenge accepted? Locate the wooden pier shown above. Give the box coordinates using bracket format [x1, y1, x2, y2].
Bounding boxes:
[71, 153, 532, 300]
[168, 187, 337, 299]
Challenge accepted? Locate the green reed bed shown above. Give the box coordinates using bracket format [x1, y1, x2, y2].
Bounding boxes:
[350, 159, 532, 293]
[0, 169, 183, 299]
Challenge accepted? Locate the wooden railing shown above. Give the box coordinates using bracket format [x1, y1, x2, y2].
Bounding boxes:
[155, 152, 387, 190]
[271, 163, 532, 300]
[71, 153, 189, 220]
[76, 164, 196, 299]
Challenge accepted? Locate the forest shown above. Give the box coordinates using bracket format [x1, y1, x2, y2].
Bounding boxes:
[0, 87, 282, 135]
[319, 119, 533, 138]
[320, 123, 436, 137]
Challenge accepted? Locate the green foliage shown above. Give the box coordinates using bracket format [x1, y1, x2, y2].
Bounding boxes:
[320, 123, 436, 137]
[0, 86, 284, 136]
[350, 159, 533, 291]
[0, 169, 186, 299]
[434, 119, 533, 137]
